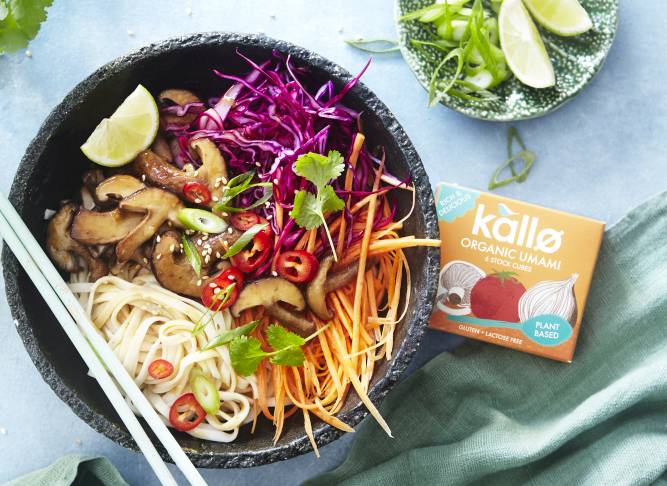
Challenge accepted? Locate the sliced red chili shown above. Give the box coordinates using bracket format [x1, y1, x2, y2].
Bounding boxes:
[231, 212, 273, 239]
[231, 212, 260, 231]
[230, 231, 272, 273]
[201, 267, 245, 311]
[169, 393, 206, 431]
[276, 250, 319, 283]
[147, 359, 174, 380]
[182, 182, 211, 205]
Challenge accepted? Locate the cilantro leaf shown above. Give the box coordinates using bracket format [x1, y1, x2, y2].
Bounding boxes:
[0, 0, 53, 54]
[201, 320, 259, 351]
[291, 190, 324, 230]
[229, 336, 269, 376]
[266, 324, 305, 349]
[266, 324, 306, 367]
[319, 185, 345, 214]
[270, 346, 305, 366]
[294, 150, 345, 191]
[290, 187, 344, 230]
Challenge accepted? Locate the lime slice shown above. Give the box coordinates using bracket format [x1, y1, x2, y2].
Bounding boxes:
[522, 0, 593, 37]
[80, 85, 159, 167]
[499, 0, 555, 89]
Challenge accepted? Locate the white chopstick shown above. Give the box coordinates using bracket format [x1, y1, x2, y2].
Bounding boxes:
[0, 193, 207, 486]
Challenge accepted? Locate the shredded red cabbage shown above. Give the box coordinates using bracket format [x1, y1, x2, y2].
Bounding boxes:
[163, 50, 410, 274]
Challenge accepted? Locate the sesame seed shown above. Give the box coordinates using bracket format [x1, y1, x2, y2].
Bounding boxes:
[196, 279, 202, 286]
[216, 252, 221, 258]
[222, 212, 229, 217]
[214, 288, 221, 294]
[271, 271, 278, 277]
[202, 275, 209, 280]
[210, 282, 218, 289]
[221, 177, 228, 184]
[202, 235, 209, 241]
[194, 198, 201, 204]
[156, 234, 161, 242]
[255, 162, 261, 167]
[227, 227, 233, 234]
[197, 239, 202, 245]
[143, 258, 148, 264]
[167, 221, 173, 227]
[156, 254, 162, 260]
[141, 174, 146, 181]
[266, 215, 273, 220]
[273, 178, 279, 184]
[193, 171, 199, 177]
[212, 196, 219, 201]
[169, 244, 175, 252]
[204, 255, 210, 264]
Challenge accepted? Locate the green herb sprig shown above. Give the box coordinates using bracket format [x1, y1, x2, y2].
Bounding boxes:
[229, 323, 329, 376]
[213, 170, 273, 214]
[201, 320, 259, 351]
[0, 0, 53, 54]
[345, 38, 400, 53]
[222, 223, 268, 259]
[181, 234, 201, 276]
[289, 151, 345, 261]
[488, 127, 536, 190]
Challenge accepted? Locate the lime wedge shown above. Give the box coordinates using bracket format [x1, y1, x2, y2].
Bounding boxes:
[499, 0, 555, 89]
[522, 0, 593, 37]
[80, 85, 159, 167]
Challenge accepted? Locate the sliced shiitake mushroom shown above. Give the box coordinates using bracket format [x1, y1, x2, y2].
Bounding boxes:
[151, 134, 173, 162]
[306, 256, 378, 321]
[71, 208, 144, 244]
[46, 202, 108, 281]
[159, 89, 202, 126]
[116, 188, 184, 262]
[133, 140, 228, 208]
[231, 277, 314, 336]
[71, 187, 184, 263]
[192, 228, 241, 268]
[95, 175, 145, 203]
[151, 231, 202, 297]
[190, 138, 228, 201]
[133, 150, 207, 196]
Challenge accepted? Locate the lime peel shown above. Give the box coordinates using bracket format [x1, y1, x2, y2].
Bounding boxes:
[80, 84, 159, 167]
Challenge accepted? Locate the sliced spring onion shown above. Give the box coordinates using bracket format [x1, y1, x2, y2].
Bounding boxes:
[181, 235, 201, 276]
[222, 223, 268, 259]
[345, 38, 400, 53]
[213, 169, 272, 213]
[488, 127, 537, 190]
[215, 185, 273, 214]
[201, 320, 259, 351]
[189, 367, 221, 415]
[177, 208, 227, 234]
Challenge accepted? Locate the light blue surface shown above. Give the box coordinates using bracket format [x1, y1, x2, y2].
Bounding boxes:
[0, 1, 664, 485]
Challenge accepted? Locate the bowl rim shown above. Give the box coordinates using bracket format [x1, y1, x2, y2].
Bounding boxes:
[2, 32, 440, 468]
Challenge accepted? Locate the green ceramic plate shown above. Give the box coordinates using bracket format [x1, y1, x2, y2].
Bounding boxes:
[395, 0, 619, 121]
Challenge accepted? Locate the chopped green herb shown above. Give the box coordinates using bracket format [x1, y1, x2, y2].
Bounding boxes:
[213, 170, 272, 213]
[0, 0, 53, 54]
[229, 323, 329, 376]
[488, 127, 537, 190]
[290, 151, 345, 260]
[181, 234, 201, 276]
[201, 320, 259, 351]
[222, 223, 268, 259]
[345, 38, 400, 53]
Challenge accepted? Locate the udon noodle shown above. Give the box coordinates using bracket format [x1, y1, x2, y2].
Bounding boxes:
[70, 273, 256, 442]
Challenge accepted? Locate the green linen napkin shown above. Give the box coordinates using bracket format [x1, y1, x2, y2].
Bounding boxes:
[307, 192, 667, 486]
[3, 455, 127, 486]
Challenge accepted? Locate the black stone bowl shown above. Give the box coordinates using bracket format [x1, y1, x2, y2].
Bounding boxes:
[2, 33, 439, 468]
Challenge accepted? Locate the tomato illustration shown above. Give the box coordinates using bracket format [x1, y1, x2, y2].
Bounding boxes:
[469, 271, 526, 322]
